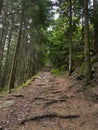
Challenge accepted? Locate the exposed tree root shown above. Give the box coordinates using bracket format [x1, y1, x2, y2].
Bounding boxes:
[12, 94, 24, 98]
[44, 99, 67, 107]
[20, 113, 80, 125]
[0, 127, 3, 130]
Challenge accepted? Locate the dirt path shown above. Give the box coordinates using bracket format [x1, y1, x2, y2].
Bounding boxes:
[0, 71, 98, 130]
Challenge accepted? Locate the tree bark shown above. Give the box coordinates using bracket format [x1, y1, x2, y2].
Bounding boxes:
[1, 18, 14, 89]
[0, 0, 3, 15]
[84, 0, 91, 83]
[8, 4, 24, 93]
[93, 0, 98, 54]
[69, 0, 73, 76]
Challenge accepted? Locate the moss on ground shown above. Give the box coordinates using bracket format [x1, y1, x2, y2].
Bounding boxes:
[0, 73, 39, 96]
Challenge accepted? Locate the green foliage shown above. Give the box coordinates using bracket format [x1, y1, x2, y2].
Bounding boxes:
[47, 0, 85, 70]
[51, 68, 60, 74]
[91, 57, 98, 64]
[51, 68, 65, 75]
[75, 52, 84, 65]
[47, 18, 69, 68]
[0, 0, 96, 91]
[0, 0, 52, 92]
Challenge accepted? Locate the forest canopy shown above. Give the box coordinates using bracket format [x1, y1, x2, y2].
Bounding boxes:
[0, 0, 98, 92]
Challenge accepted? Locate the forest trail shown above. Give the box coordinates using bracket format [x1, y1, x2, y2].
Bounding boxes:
[0, 70, 98, 130]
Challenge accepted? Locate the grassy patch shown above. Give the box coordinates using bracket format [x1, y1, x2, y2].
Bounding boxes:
[51, 68, 65, 76]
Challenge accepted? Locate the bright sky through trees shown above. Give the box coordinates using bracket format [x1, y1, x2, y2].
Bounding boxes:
[50, 0, 59, 19]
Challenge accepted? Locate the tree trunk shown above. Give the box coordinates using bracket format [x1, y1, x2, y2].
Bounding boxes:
[0, 0, 3, 15]
[84, 0, 91, 83]
[1, 18, 14, 90]
[0, 19, 9, 89]
[8, 5, 24, 93]
[69, 0, 73, 76]
[93, 0, 98, 54]
[0, 1, 8, 70]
